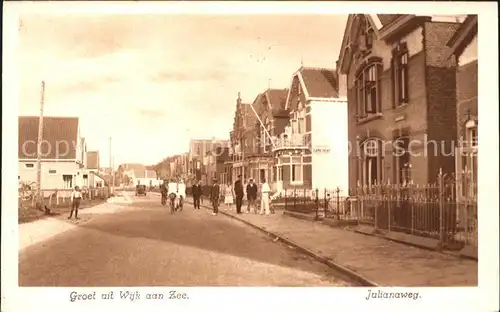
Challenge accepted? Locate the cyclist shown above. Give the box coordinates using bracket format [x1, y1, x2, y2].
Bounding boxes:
[167, 178, 179, 212]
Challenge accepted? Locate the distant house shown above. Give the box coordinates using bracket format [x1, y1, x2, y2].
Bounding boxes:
[86, 151, 100, 171]
[123, 169, 160, 187]
[18, 116, 87, 190]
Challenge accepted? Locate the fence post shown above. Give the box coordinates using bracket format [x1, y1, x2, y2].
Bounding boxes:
[438, 168, 445, 251]
[374, 185, 378, 231]
[336, 187, 340, 220]
[284, 188, 287, 210]
[387, 183, 391, 232]
[293, 187, 296, 210]
[410, 183, 415, 235]
[315, 188, 319, 220]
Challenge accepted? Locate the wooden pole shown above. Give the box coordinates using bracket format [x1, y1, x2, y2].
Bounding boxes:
[36, 81, 45, 207]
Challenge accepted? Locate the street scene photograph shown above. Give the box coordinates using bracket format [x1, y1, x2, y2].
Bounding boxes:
[11, 6, 485, 291]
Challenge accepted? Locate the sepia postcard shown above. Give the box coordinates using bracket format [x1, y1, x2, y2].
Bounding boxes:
[2, 1, 499, 312]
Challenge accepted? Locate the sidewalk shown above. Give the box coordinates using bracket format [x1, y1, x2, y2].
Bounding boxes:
[189, 199, 477, 286]
[19, 201, 133, 251]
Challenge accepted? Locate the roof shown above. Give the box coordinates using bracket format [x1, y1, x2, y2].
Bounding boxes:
[265, 88, 288, 112]
[86, 151, 99, 169]
[377, 14, 405, 26]
[120, 163, 146, 171]
[299, 67, 338, 98]
[146, 170, 157, 179]
[19, 116, 79, 159]
[446, 14, 478, 58]
[133, 169, 145, 179]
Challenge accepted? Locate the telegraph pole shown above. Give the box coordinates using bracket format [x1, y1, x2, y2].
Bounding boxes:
[109, 137, 114, 194]
[36, 81, 45, 206]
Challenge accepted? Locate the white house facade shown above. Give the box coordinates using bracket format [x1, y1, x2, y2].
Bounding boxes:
[18, 116, 87, 191]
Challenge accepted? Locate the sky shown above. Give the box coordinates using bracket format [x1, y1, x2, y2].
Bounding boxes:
[18, 13, 348, 167]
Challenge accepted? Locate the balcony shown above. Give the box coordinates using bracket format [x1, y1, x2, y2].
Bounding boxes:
[272, 134, 309, 152]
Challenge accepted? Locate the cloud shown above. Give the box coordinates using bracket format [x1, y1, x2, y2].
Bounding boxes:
[59, 76, 121, 93]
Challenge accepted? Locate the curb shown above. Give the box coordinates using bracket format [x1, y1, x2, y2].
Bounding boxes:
[353, 226, 479, 262]
[279, 208, 479, 262]
[189, 200, 379, 287]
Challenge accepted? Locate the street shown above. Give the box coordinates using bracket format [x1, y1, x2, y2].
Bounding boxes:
[19, 192, 354, 286]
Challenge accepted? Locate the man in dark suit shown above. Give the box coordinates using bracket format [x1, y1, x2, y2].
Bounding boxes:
[234, 175, 244, 214]
[210, 179, 220, 215]
[192, 180, 202, 210]
[246, 178, 258, 213]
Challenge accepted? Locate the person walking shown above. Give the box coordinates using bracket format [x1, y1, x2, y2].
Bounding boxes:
[192, 180, 202, 210]
[177, 178, 186, 210]
[210, 178, 220, 216]
[246, 178, 258, 214]
[259, 178, 271, 215]
[234, 175, 244, 214]
[68, 186, 82, 220]
[223, 181, 234, 210]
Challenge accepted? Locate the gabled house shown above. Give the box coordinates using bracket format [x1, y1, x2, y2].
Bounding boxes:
[18, 116, 87, 190]
[227, 92, 258, 183]
[337, 14, 463, 192]
[446, 14, 478, 198]
[272, 67, 348, 195]
[247, 88, 289, 189]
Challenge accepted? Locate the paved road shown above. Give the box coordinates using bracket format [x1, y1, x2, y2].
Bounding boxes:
[19, 192, 354, 286]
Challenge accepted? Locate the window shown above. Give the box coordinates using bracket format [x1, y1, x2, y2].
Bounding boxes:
[466, 125, 478, 147]
[358, 16, 374, 52]
[395, 137, 410, 184]
[392, 50, 409, 107]
[356, 63, 382, 119]
[298, 83, 302, 95]
[291, 164, 303, 182]
[260, 169, 266, 182]
[360, 139, 382, 186]
[365, 28, 374, 50]
[48, 169, 57, 174]
[25, 163, 34, 169]
[291, 156, 303, 183]
[63, 174, 73, 189]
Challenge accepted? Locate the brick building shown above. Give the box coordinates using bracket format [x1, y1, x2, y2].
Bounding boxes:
[337, 14, 463, 192]
[227, 92, 258, 183]
[189, 139, 229, 181]
[245, 88, 289, 189]
[446, 14, 478, 198]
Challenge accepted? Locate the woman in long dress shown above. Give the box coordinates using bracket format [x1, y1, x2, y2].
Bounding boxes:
[223, 182, 234, 210]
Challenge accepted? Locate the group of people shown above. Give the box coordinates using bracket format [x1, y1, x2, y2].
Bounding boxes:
[160, 178, 187, 210]
[192, 175, 273, 216]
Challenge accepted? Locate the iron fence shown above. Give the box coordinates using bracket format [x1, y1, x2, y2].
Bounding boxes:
[281, 169, 477, 249]
[354, 170, 477, 248]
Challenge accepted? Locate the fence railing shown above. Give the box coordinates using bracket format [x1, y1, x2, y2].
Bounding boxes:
[282, 170, 478, 250]
[18, 186, 111, 211]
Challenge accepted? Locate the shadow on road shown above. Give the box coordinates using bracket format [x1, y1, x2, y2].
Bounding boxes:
[73, 203, 348, 283]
